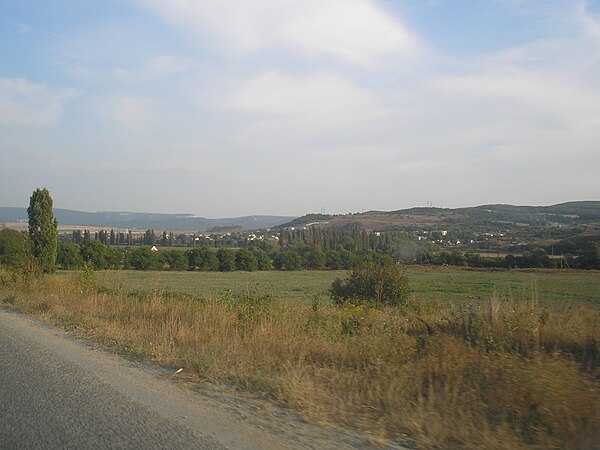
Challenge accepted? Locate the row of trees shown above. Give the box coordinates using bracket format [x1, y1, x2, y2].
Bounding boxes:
[3, 227, 599, 273]
[70, 228, 247, 248]
[57, 242, 260, 272]
[55, 240, 396, 272]
[68, 226, 420, 254]
[426, 247, 600, 270]
[2, 188, 599, 273]
[52, 240, 600, 272]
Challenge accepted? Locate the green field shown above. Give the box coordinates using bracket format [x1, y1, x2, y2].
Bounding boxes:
[83, 267, 600, 305]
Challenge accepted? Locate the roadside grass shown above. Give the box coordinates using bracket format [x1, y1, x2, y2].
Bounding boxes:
[2, 266, 599, 449]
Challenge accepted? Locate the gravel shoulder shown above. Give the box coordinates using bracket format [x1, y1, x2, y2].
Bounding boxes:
[0, 307, 405, 449]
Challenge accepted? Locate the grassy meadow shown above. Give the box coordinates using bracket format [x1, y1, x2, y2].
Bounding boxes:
[81, 266, 600, 305]
[2, 266, 599, 449]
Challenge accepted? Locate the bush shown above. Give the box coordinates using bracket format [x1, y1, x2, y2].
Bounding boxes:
[329, 262, 410, 307]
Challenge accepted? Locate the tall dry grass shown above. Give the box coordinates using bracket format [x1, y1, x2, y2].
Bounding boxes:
[1, 267, 599, 449]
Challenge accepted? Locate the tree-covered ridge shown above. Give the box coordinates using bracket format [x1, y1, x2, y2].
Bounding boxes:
[286, 201, 600, 230]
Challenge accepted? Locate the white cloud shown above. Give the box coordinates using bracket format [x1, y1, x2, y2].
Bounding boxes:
[0, 78, 76, 126]
[277, 0, 419, 66]
[145, 55, 195, 75]
[433, 69, 600, 124]
[15, 23, 31, 33]
[224, 71, 393, 148]
[227, 71, 375, 116]
[577, 1, 600, 40]
[98, 95, 156, 132]
[129, 0, 420, 67]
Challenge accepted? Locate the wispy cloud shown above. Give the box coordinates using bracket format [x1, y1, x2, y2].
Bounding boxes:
[577, 0, 600, 40]
[0, 78, 77, 126]
[227, 71, 375, 116]
[15, 23, 31, 33]
[129, 0, 421, 68]
[225, 71, 391, 149]
[145, 55, 195, 75]
[97, 95, 156, 132]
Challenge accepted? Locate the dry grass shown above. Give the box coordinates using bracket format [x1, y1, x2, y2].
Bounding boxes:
[1, 267, 599, 449]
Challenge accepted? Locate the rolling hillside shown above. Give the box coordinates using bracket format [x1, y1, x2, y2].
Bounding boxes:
[0, 208, 294, 232]
[282, 201, 600, 232]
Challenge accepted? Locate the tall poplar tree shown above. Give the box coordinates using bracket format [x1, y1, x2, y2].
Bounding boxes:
[27, 188, 58, 273]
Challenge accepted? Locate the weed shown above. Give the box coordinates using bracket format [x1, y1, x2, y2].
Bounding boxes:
[2, 294, 16, 305]
[1, 270, 598, 449]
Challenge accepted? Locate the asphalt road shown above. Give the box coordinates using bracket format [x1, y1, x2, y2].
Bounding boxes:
[0, 307, 358, 450]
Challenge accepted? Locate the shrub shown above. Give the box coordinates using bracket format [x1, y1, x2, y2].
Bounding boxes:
[329, 262, 410, 307]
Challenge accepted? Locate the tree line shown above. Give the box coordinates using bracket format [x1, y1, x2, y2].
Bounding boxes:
[69, 228, 247, 248]
[0, 232, 593, 272]
[53, 240, 397, 271]
[1, 188, 599, 273]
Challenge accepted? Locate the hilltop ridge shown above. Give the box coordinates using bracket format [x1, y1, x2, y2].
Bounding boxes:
[0, 208, 294, 232]
[282, 201, 600, 231]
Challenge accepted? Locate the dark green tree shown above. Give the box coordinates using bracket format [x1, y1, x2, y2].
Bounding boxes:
[304, 248, 326, 269]
[57, 243, 83, 269]
[577, 241, 600, 269]
[251, 248, 272, 271]
[80, 240, 109, 269]
[188, 247, 218, 271]
[235, 248, 258, 271]
[216, 248, 236, 272]
[0, 228, 30, 268]
[325, 250, 343, 269]
[27, 188, 58, 273]
[143, 229, 156, 245]
[164, 250, 188, 271]
[273, 247, 302, 271]
[129, 247, 162, 270]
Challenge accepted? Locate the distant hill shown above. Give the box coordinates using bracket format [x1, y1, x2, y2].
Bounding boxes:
[282, 201, 600, 231]
[0, 208, 295, 231]
[3, 201, 598, 234]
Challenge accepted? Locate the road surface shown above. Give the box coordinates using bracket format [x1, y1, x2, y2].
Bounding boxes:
[0, 307, 383, 449]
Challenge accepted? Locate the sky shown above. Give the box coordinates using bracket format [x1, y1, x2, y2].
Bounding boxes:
[1, 0, 599, 217]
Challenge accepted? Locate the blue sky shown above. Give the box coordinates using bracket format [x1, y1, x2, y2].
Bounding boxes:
[1, 0, 599, 216]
